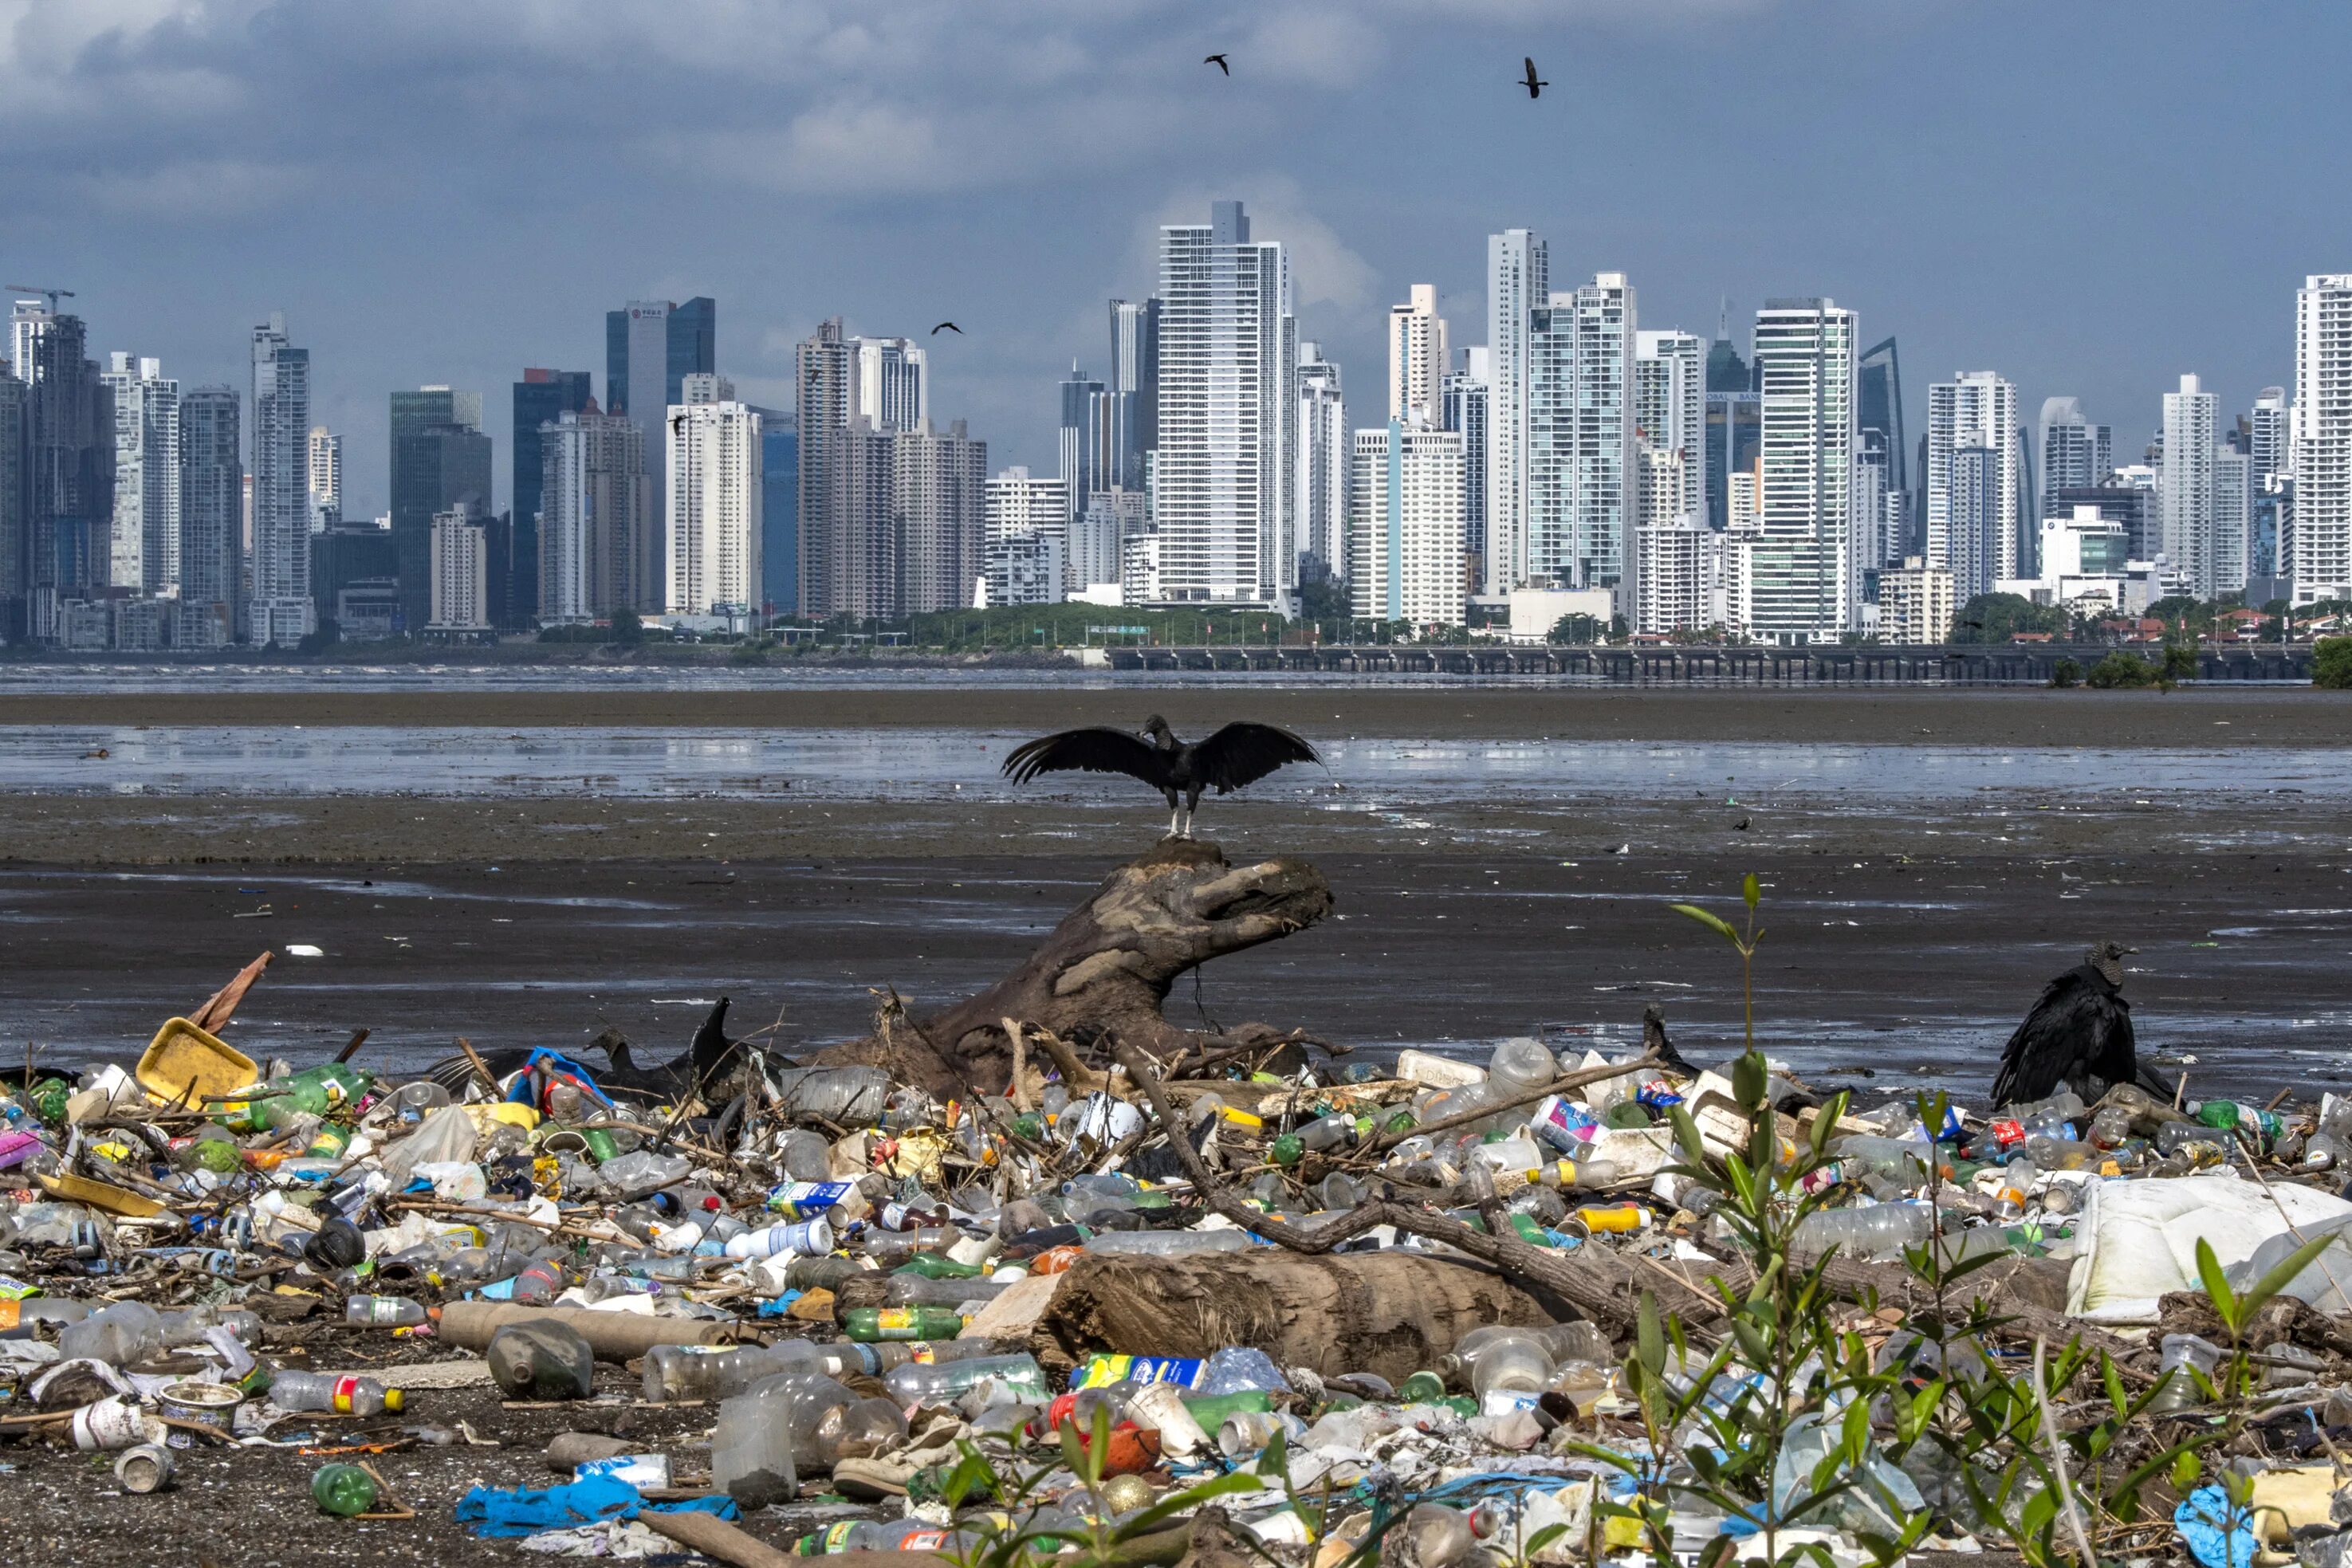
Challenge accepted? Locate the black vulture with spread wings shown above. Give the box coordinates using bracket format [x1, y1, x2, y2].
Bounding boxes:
[1002, 715, 1320, 839]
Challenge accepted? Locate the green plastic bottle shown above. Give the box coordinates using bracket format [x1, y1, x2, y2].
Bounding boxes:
[1180, 1389, 1274, 1431]
[312, 1462, 380, 1516]
[842, 1305, 965, 1342]
[29, 1079, 69, 1126]
[1270, 1134, 1304, 1168]
[1507, 1212, 1556, 1248]
[895, 1254, 983, 1280]
[1398, 1370, 1447, 1402]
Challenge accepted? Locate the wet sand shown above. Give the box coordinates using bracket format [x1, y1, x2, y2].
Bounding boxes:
[2, 685, 2348, 1103]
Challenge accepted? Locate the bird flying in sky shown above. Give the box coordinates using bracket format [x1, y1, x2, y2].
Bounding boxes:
[930, 321, 962, 335]
[1520, 57, 1548, 98]
[1204, 53, 1230, 75]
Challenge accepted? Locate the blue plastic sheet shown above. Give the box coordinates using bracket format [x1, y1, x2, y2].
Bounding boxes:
[454, 1475, 739, 1539]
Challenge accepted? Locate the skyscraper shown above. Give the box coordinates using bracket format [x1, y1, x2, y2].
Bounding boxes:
[1748, 299, 1858, 642]
[100, 353, 179, 594]
[1527, 273, 1636, 604]
[1056, 363, 1109, 527]
[249, 314, 313, 643]
[795, 319, 858, 618]
[2293, 276, 2352, 602]
[177, 387, 239, 646]
[891, 419, 986, 615]
[1441, 348, 1489, 581]
[1107, 297, 1159, 492]
[1484, 229, 1547, 595]
[1154, 199, 1296, 604]
[2038, 396, 2111, 522]
[11, 300, 111, 638]
[1350, 420, 1466, 626]
[2159, 373, 2220, 597]
[511, 367, 592, 624]
[855, 338, 928, 430]
[390, 387, 491, 632]
[1296, 342, 1347, 586]
[757, 411, 797, 615]
[0, 371, 24, 634]
[2250, 387, 2291, 488]
[1925, 371, 2020, 596]
[666, 374, 762, 616]
[1855, 337, 1907, 551]
[306, 424, 341, 529]
[2215, 445, 2251, 597]
[1704, 332, 1760, 536]
[607, 297, 717, 597]
[1634, 329, 1705, 525]
[537, 403, 648, 623]
[1387, 285, 1446, 425]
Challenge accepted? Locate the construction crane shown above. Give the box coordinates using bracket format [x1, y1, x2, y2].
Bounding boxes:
[4, 284, 74, 312]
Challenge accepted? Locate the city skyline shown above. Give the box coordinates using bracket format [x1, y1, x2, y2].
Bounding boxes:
[0, 2, 2334, 522]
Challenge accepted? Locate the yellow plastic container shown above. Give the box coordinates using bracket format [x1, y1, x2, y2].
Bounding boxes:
[135, 1017, 258, 1108]
[37, 1172, 165, 1218]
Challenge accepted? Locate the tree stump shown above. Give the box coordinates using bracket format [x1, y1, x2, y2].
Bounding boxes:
[817, 839, 1332, 1099]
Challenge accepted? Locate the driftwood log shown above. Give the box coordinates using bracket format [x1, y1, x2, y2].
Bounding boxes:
[819, 839, 1331, 1100]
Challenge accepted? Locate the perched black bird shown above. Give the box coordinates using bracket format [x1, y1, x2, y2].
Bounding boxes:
[1989, 942, 2174, 1107]
[423, 998, 742, 1102]
[1204, 52, 1229, 75]
[1002, 715, 1320, 839]
[1520, 56, 1548, 98]
[1642, 1004, 1698, 1076]
[930, 321, 962, 336]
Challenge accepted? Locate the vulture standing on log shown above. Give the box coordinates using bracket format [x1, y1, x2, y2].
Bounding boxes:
[1002, 715, 1320, 839]
[1989, 941, 2174, 1107]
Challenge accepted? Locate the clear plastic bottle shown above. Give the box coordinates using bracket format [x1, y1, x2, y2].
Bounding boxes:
[2148, 1334, 2224, 1413]
[1791, 1204, 1931, 1262]
[57, 1301, 163, 1366]
[1083, 1228, 1252, 1256]
[2087, 1106, 2134, 1149]
[268, 1370, 404, 1415]
[1467, 1331, 1554, 1398]
[862, 1228, 960, 1266]
[710, 1377, 811, 1504]
[1489, 1037, 1556, 1091]
[344, 1295, 427, 1326]
[1404, 1504, 1480, 1568]
[2024, 1135, 2098, 1172]
[1292, 1113, 1359, 1155]
[883, 1353, 1049, 1406]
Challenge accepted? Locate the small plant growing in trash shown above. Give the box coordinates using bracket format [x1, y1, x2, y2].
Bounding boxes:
[1670, 873, 1764, 1052]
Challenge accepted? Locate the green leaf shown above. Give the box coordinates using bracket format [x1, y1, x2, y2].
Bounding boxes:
[2194, 1237, 2238, 1330]
[1732, 1051, 1768, 1111]
[2102, 1353, 2128, 1418]
[942, 1448, 1000, 1508]
[1254, 1425, 1288, 1480]
[1743, 872, 1760, 910]
[1057, 1418, 1088, 1478]
[1638, 1290, 1665, 1374]
[1697, 1534, 1737, 1568]
[1671, 902, 1739, 941]
[1730, 1316, 1772, 1366]
[2240, 1230, 2338, 1321]
[1669, 1106, 1705, 1165]
[1522, 1524, 1571, 1559]
[2171, 1448, 2203, 1491]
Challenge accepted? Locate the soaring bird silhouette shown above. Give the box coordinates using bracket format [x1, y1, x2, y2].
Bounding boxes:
[1204, 53, 1230, 75]
[1989, 942, 2174, 1107]
[930, 321, 962, 336]
[1002, 716, 1319, 839]
[423, 998, 743, 1102]
[1520, 57, 1548, 98]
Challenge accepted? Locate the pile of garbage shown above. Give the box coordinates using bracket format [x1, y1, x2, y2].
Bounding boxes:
[10, 958, 2352, 1567]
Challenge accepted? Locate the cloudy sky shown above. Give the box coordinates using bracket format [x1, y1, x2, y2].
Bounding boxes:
[2, 0, 2337, 516]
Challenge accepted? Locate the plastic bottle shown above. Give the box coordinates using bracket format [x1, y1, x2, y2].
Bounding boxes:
[710, 1378, 804, 1505]
[1467, 1332, 1554, 1398]
[884, 1273, 1008, 1308]
[1083, 1228, 1252, 1257]
[883, 1353, 1048, 1406]
[766, 1065, 892, 1126]
[2149, 1333, 2224, 1413]
[843, 1306, 965, 1342]
[57, 1301, 163, 1366]
[269, 1370, 403, 1416]
[344, 1295, 427, 1327]
[2087, 1106, 2134, 1149]
[724, 1217, 834, 1261]
[312, 1462, 380, 1516]
[1792, 1204, 1932, 1262]
[1292, 1113, 1360, 1155]
[897, 1252, 986, 1279]
[1198, 1346, 1290, 1396]
[1405, 1504, 1480, 1568]
[488, 1320, 595, 1400]
[508, 1257, 566, 1304]
[595, 1149, 693, 1201]
[2024, 1134, 2099, 1172]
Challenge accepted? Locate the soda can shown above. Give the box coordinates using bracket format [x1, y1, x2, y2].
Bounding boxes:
[114, 1443, 175, 1494]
